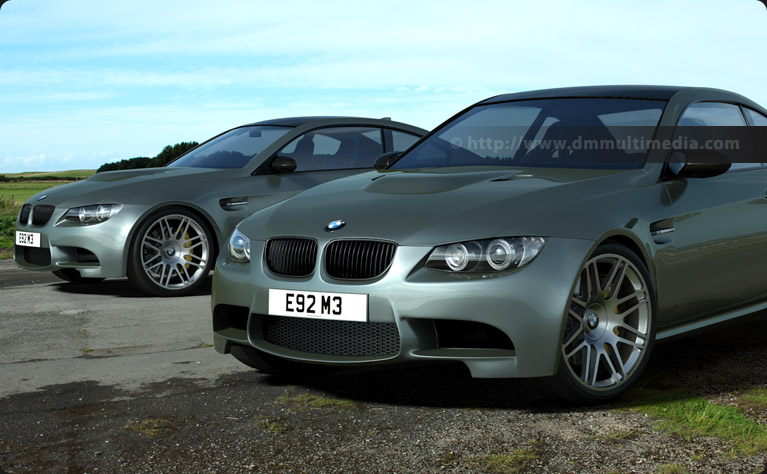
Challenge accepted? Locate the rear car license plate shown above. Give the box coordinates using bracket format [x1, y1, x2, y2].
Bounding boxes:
[268, 289, 368, 322]
[15, 231, 41, 248]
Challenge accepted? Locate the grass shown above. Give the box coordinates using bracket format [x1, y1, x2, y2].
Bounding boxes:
[474, 449, 539, 474]
[256, 416, 289, 433]
[739, 387, 767, 410]
[276, 393, 356, 413]
[0, 171, 95, 256]
[124, 417, 174, 437]
[656, 464, 688, 474]
[0, 196, 18, 253]
[601, 428, 641, 443]
[1, 169, 96, 180]
[623, 388, 767, 455]
[0, 182, 66, 204]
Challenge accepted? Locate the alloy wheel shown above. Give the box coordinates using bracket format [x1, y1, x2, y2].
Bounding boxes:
[138, 213, 210, 290]
[562, 252, 652, 392]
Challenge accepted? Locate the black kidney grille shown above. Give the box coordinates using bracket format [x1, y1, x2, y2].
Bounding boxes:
[18, 204, 31, 224]
[265, 238, 318, 277]
[325, 240, 397, 280]
[263, 315, 400, 357]
[32, 205, 55, 226]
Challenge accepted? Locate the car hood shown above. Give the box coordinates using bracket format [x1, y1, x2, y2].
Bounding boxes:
[239, 166, 652, 245]
[26, 167, 245, 208]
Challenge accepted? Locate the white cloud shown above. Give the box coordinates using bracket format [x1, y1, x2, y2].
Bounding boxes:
[1, 0, 766, 172]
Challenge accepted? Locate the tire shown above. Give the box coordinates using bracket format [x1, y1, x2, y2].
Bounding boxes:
[126, 207, 215, 297]
[230, 344, 334, 377]
[548, 243, 657, 404]
[52, 269, 105, 284]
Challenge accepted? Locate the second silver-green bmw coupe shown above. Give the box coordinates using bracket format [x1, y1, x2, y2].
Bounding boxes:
[14, 117, 425, 296]
[212, 86, 767, 402]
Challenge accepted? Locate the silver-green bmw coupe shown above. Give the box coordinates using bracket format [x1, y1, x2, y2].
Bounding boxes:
[211, 86, 767, 402]
[14, 117, 426, 296]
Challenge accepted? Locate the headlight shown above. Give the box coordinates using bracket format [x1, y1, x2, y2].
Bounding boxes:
[228, 228, 251, 262]
[63, 204, 124, 225]
[426, 237, 546, 272]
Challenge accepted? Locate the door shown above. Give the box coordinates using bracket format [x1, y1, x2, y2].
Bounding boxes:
[246, 126, 387, 215]
[654, 102, 767, 325]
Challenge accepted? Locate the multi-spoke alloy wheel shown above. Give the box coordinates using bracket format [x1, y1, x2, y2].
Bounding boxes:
[551, 244, 656, 403]
[127, 208, 214, 296]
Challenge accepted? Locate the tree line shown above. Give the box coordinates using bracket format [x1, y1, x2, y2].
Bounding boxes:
[97, 142, 199, 173]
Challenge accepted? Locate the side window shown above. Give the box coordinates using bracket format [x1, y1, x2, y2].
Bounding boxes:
[677, 102, 752, 171]
[678, 102, 746, 126]
[390, 130, 421, 152]
[406, 142, 449, 168]
[744, 107, 767, 126]
[277, 127, 385, 171]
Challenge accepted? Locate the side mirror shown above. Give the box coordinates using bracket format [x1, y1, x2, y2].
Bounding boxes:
[270, 155, 297, 173]
[666, 150, 730, 179]
[374, 152, 402, 170]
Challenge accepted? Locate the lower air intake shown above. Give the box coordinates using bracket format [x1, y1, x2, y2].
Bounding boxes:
[262, 315, 400, 357]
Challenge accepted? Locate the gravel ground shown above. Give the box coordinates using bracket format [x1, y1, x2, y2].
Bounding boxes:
[1, 260, 767, 473]
[3, 318, 767, 474]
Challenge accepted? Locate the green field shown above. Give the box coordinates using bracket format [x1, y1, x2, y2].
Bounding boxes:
[0, 197, 19, 254]
[0, 170, 95, 257]
[0, 182, 64, 205]
[2, 169, 96, 180]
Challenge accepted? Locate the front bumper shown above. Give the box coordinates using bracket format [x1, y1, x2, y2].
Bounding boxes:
[212, 237, 594, 378]
[14, 205, 135, 278]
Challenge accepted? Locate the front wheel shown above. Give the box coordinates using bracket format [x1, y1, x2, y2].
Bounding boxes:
[127, 207, 215, 297]
[549, 243, 657, 404]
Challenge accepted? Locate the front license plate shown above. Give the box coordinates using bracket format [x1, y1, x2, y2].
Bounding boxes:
[268, 289, 368, 322]
[15, 231, 41, 248]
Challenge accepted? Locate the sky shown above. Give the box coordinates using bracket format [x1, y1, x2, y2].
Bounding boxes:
[0, 0, 766, 173]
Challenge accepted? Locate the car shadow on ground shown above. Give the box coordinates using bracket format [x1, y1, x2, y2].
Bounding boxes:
[50, 277, 212, 298]
[260, 311, 767, 412]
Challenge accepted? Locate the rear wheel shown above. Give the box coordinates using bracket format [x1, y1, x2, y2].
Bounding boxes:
[549, 243, 656, 404]
[52, 269, 105, 284]
[127, 207, 215, 297]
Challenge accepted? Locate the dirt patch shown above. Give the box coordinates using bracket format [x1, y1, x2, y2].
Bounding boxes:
[2, 337, 767, 474]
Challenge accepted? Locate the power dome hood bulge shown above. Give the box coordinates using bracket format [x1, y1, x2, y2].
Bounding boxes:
[239, 167, 647, 246]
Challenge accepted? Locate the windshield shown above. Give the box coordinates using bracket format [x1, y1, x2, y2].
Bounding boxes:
[168, 125, 293, 169]
[391, 98, 666, 170]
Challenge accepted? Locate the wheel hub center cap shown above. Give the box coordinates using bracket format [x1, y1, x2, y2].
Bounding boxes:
[586, 311, 599, 330]
[583, 303, 608, 339]
[163, 243, 181, 262]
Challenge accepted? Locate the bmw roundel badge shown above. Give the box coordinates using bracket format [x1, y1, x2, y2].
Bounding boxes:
[325, 219, 346, 232]
[37, 195, 48, 201]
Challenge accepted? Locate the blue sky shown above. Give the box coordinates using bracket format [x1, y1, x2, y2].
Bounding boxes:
[1, 0, 765, 173]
